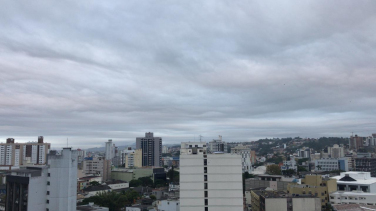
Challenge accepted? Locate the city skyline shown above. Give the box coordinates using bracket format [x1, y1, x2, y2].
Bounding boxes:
[1, 1, 376, 148]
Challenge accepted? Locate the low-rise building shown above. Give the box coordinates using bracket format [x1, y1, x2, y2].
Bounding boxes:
[77, 202, 109, 211]
[331, 172, 376, 193]
[314, 158, 349, 172]
[83, 185, 111, 198]
[245, 175, 297, 191]
[251, 190, 321, 211]
[287, 175, 337, 210]
[330, 191, 376, 206]
[354, 158, 376, 177]
[157, 199, 180, 211]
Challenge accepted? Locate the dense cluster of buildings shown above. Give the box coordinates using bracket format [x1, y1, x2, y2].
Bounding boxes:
[1, 132, 376, 211]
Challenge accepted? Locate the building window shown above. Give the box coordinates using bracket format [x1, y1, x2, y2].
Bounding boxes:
[205, 208, 208, 211]
[205, 191, 208, 197]
[205, 199, 208, 205]
[204, 159, 207, 165]
[204, 175, 207, 181]
[46, 200, 49, 204]
[204, 167, 207, 173]
[47, 181, 50, 185]
[47, 191, 49, 195]
[48, 173, 50, 177]
[204, 183, 208, 189]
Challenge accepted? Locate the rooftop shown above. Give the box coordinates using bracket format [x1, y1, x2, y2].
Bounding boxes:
[77, 203, 109, 211]
[252, 190, 318, 199]
[332, 172, 376, 185]
[83, 185, 111, 192]
[333, 204, 376, 211]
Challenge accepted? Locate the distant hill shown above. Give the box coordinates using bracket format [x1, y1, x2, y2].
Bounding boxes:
[85, 143, 136, 152]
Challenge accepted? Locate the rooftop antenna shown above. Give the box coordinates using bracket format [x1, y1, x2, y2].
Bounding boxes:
[199, 135, 203, 142]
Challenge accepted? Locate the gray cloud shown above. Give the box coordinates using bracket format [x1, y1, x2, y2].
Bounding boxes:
[0, 0, 376, 148]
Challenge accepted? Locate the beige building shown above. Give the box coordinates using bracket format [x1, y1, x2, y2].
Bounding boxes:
[125, 149, 142, 168]
[251, 190, 321, 211]
[287, 175, 337, 210]
[0, 136, 50, 167]
[328, 144, 345, 158]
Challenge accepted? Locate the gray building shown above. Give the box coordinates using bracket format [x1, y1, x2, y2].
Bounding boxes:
[245, 175, 294, 191]
[136, 132, 162, 167]
[207, 135, 227, 153]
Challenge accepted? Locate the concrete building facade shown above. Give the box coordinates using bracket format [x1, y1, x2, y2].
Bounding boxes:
[328, 144, 345, 159]
[207, 136, 227, 153]
[180, 142, 243, 211]
[314, 158, 349, 172]
[136, 132, 162, 167]
[5, 148, 77, 211]
[125, 149, 142, 168]
[287, 175, 337, 210]
[0, 136, 50, 167]
[231, 144, 256, 173]
[251, 190, 321, 211]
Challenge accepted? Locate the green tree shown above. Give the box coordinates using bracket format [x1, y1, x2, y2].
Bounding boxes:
[129, 179, 142, 187]
[167, 169, 179, 183]
[150, 195, 156, 200]
[298, 166, 307, 172]
[282, 169, 295, 176]
[154, 179, 167, 188]
[266, 164, 282, 175]
[138, 177, 154, 187]
[89, 181, 100, 186]
[82, 190, 139, 211]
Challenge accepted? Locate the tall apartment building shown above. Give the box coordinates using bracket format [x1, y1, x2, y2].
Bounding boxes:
[207, 135, 227, 153]
[0, 136, 50, 167]
[350, 135, 365, 150]
[354, 158, 376, 177]
[180, 142, 243, 211]
[136, 132, 162, 167]
[105, 139, 115, 160]
[328, 144, 345, 158]
[297, 148, 311, 158]
[83, 157, 104, 179]
[6, 148, 77, 211]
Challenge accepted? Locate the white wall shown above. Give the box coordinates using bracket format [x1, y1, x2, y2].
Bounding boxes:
[157, 200, 180, 211]
[180, 153, 243, 211]
[47, 148, 77, 211]
[28, 169, 48, 211]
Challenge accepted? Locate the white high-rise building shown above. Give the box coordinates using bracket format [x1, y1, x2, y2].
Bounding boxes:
[5, 148, 77, 211]
[105, 139, 115, 160]
[180, 142, 243, 211]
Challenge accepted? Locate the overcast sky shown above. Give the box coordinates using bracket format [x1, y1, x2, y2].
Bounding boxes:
[1, 1, 376, 149]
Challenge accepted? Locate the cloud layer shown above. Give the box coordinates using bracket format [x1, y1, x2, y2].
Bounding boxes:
[1, 1, 376, 148]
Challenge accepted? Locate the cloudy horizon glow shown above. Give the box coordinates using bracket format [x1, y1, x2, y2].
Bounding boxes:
[1, 1, 376, 149]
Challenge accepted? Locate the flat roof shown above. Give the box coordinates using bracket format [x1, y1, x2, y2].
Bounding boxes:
[331, 191, 376, 196]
